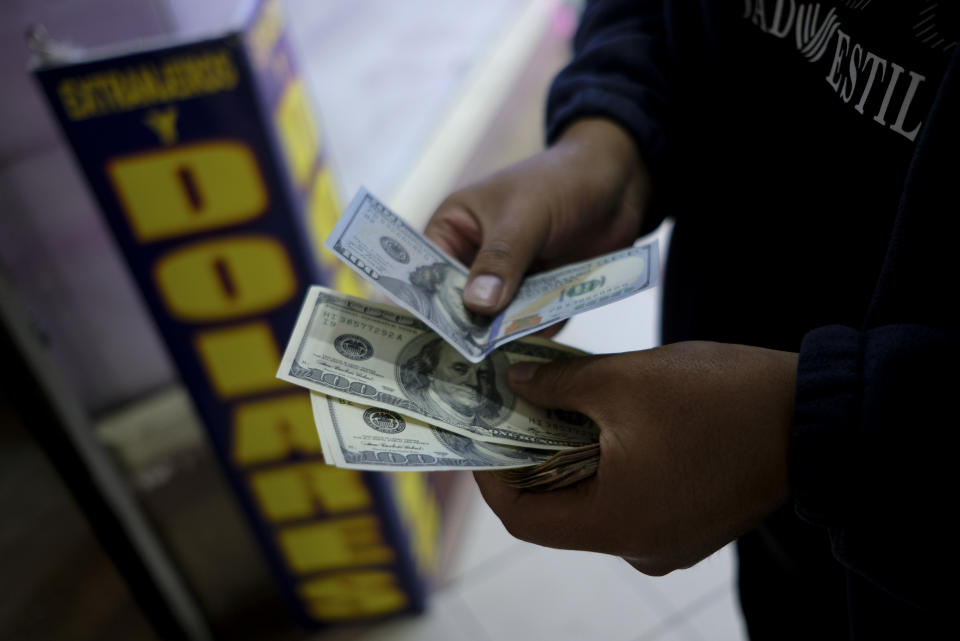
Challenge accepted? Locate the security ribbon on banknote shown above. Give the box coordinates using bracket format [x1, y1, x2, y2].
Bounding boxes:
[325, 188, 659, 363]
[278, 286, 599, 450]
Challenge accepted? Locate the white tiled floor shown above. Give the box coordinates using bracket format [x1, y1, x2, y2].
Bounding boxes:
[315, 493, 746, 641]
[312, 219, 747, 641]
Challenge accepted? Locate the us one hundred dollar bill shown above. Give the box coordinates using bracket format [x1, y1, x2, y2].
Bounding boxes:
[325, 188, 659, 363]
[310, 393, 555, 471]
[277, 286, 599, 450]
[311, 392, 600, 491]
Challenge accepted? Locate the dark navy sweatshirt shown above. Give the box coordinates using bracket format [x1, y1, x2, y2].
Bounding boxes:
[546, 1, 956, 636]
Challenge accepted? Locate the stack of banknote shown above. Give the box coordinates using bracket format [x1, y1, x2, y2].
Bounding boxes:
[278, 285, 602, 490]
[276, 189, 659, 490]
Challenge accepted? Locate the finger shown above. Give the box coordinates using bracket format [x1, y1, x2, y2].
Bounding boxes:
[533, 319, 567, 339]
[473, 470, 598, 550]
[461, 202, 550, 315]
[423, 201, 482, 265]
[507, 355, 605, 413]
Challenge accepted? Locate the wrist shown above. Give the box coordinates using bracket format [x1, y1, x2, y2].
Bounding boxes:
[555, 118, 644, 176]
[553, 118, 651, 240]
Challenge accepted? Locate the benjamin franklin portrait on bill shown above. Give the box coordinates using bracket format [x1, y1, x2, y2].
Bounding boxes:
[378, 262, 491, 355]
[396, 334, 514, 430]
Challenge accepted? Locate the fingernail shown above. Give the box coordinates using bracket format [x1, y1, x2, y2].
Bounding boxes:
[463, 274, 502, 307]
[509, 362, 539, 384]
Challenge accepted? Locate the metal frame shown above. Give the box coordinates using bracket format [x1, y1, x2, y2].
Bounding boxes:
[0, 266, 211, 641]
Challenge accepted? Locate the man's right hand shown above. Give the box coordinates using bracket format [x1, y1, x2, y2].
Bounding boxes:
[424, 118, 652, 316]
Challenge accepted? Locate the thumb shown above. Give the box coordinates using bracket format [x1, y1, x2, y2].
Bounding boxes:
[507, 356, 601, 413]
[461, 206, 550, 315]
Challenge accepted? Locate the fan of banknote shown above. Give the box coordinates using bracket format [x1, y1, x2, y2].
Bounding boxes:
[323, 188, 658, 364]
[276, 188, 656, 491]
[493, 443, 601, 491]
[278, 286, 604, 491]
[309, 392, 600, 491]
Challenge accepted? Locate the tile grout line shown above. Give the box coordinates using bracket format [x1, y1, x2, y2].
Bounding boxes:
[602, 558, 688, 625]
[436, 539, 537, 592]
[631, 583, 734, 641]
[444, 589, 497, 641]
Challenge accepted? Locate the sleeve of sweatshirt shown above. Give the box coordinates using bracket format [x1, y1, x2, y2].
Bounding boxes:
[792, 324, 955, 608]
[546, 0, 669, 169]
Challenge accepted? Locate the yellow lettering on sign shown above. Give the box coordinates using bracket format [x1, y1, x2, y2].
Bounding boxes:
[306, 167, 341, 266]
[248, 0, 284, 69]
[107, 142, 267, 243]
[58, 50, 239, 120]
[232, 393, 320, 465]
[391, 472, 440, 576]
[195, 322, 286, 398]
[275, 80, 319, 188]
[250, 464, 372, 521]
[299, 570, 408, 620]
[144, 106, 179, 145]
[333, 265, 368, 298]
[305, 168, 367, 297]
[278, 515, 394, 573]
[154, 235, 297, 322]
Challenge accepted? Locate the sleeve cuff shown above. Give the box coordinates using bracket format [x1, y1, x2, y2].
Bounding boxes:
[792, 325, 863, 528]
[546, 82, 667, 172]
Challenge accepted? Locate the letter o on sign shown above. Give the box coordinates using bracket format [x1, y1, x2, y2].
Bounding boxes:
[154, 235, 297, 321]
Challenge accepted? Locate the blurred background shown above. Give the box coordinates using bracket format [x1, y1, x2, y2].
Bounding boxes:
[0, 1, 743, 639]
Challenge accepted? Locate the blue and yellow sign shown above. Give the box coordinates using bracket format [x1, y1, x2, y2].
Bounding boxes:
[35, 0, 439, 628]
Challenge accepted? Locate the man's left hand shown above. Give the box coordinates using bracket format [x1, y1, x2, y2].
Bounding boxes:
[475, 341, 798, 575]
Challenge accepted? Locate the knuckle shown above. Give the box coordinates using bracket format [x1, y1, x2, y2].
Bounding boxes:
[541, 365, 577, 396]
[501, 514, 570, 549]
[538, 356, 603, 407]
[426, 195, 463, 227]
[624, 557, 672, 577]
[500, 517, 536, 543]
[642, 562, 674, 577]
[474, 239, 515, 266]
[487, 503, 541, 544]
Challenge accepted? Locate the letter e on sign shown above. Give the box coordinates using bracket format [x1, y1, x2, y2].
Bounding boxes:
[298, 570, 408, 620]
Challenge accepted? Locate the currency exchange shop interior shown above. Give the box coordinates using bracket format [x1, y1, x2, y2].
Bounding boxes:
[0, 0, 743, 640]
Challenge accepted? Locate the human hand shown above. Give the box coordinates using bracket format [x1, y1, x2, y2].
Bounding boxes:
[475, 342, 798, 575]
[424, 118, 651, 317]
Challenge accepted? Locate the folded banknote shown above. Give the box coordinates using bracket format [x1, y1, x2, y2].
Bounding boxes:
[324, 188, 659, 362]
